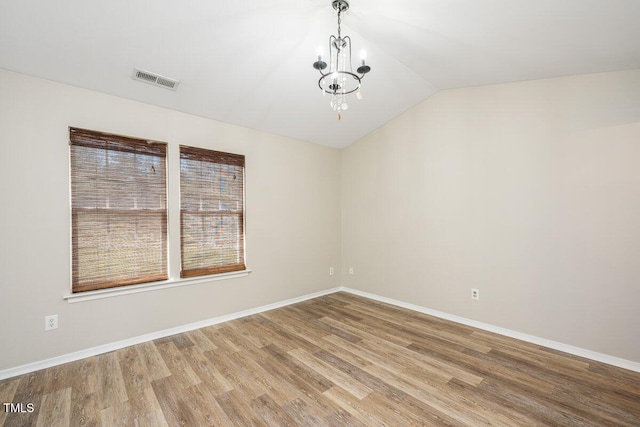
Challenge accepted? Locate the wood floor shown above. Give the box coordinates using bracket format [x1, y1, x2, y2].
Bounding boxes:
[1, 292, 639, 426]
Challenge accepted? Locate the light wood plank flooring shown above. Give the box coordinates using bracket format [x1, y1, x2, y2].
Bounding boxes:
[2, 292, 639, 426]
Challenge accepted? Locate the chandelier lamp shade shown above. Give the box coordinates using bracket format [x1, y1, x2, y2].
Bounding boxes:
[313, 0, 371, 120]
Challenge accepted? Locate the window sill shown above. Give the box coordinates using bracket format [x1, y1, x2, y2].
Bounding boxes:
[63, 269, 252, 303]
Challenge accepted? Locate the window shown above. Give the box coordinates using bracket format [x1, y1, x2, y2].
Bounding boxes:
[180, 146, 246, 278]
[70, 127, 168, 292]
[68, 129, 245, 296]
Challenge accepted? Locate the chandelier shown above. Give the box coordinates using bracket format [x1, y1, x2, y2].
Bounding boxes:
[313, 0, 371, 120]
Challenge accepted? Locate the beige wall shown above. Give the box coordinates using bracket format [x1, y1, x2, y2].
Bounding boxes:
[342, 69, 640, 362]
[2, 67, 639, 372]
[0, 69, 341, 371]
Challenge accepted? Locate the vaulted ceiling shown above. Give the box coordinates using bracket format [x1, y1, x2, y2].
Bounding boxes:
[2, 0, 639, 148]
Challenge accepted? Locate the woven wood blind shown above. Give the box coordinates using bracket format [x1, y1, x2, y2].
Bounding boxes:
[180, 146, 246, 278]
[70, 127, 168, 292]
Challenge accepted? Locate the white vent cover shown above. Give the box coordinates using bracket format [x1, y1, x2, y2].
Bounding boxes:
[132, 68, 179, 90]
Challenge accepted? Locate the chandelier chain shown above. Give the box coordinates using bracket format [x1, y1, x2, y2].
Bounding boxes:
[337, 9, 342, 39]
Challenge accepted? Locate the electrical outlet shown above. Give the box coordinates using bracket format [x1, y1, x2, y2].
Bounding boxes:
[471, 289, 480, 300]
[329, 267, 335, 276]
[349, 267, 354, 275]
[45, 315, 58, 331]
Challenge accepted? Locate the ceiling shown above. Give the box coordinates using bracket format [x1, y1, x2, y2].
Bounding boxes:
[1, 1, 640, 148]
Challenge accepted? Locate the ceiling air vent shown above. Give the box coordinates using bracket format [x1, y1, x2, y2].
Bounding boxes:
[132, 68, 179, 90]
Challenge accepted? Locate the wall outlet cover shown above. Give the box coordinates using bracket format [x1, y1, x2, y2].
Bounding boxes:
[45, 315, 58, 331]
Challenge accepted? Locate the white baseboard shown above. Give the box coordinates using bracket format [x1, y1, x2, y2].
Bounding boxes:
[340, 287, 640, 373]
[0, 287, 341, 380]
[3, 285, 638, 380]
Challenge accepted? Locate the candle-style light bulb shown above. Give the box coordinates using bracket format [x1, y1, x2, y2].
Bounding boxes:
[360, 50, 367, 66]
[317, 46, 324, 62]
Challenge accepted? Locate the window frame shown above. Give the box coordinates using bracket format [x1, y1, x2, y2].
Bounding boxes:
[69, 127, 169, 293]
[179, 145, 247, 279]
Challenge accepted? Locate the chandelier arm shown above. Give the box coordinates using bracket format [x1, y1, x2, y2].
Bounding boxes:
[335, 51, 340, 76]
[329, 35, 336, 73]
[344, 36, 354, 73]
[332, 37, 340, 74]
[318, 71, 362, 95]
